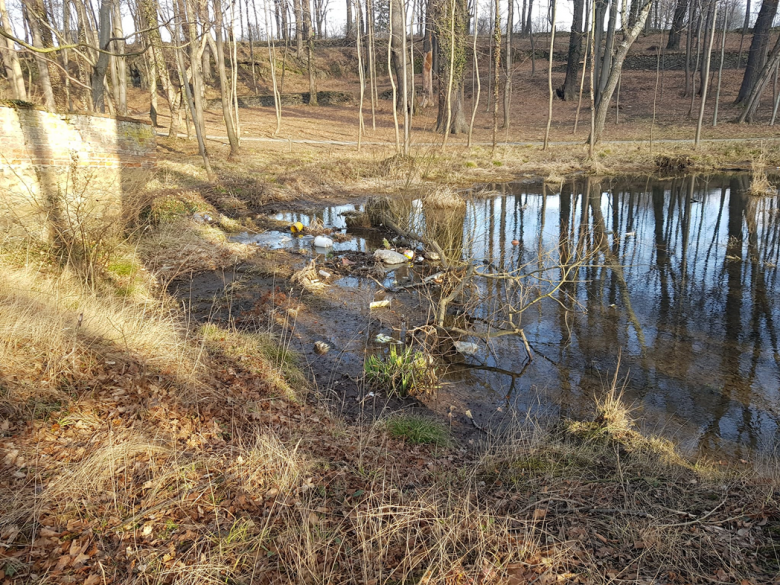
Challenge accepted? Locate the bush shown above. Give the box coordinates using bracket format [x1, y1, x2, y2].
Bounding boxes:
[365, 345, 434, 397]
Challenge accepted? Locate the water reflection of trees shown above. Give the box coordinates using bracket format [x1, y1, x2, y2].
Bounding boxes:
[459, 175, 780, 455]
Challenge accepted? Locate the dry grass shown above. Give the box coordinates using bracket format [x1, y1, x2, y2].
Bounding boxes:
[421, 186, 466, 210]
[0, 258, 201, 400]
[750, 151, 777, 197]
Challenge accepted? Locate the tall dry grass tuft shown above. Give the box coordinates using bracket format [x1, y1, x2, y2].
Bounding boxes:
[422, 186, 466, 210]
[0, 259, 203, 407]
[749, 151, 776, 197]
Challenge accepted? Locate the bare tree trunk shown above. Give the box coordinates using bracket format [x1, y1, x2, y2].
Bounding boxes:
[355, 0, 364, 148]
[573, 0, 592, 132]
[111, 0, 126, 115]
[737, 0, 750, 68]
[174, 28, 213, 178]
[436, 0, 468, 134]
[561, 0, 584, 100]
[25, 0, 56, 109]
[214, 0, 241, 157]
[502, 0, 513, 126]
[683, 0, 693, 95]
[712, 1, 726, 125]
[589, 0, 652, 145]
[367, 0, 377, 128]
[87, 0, 113, 112]
[184, 0, 208, 137]
[737, 0, 779, 103]
[695, 0, 716, 146]
[0, 0, 27, 100]
[293, 0, 303, 55]
[544, 0, 556, 148]
[738, 31, 780, 122]
[666, 0, 687, 49]
[468, 0, 480, 147]
[346, 0, 353, 37]
[597, 0, 618, 103]
[688, 6, 703, 116]
[491, 0, 500, 153]
[388, 0, 400, 149]
[303, 0, 316, 103]
[263, 0, 282, 133]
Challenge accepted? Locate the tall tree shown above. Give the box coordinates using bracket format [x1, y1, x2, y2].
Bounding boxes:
[293, 0, 303, 55]
[214, 0, 241, 158]
[303, 0, 317, 104]
[737, 0, 779, 103]
[141, 0, 181, 136]
[345, 0, 353, 36]
[739, 30, 780, 121]
[695, 0, 716, 146]
[589, 0, 653, 144]
[421, 0, 434, 107]
[666, 0, 687, 49]
[502, 0, 513, 125]
[435, 0, 468, 134]
[25, 0, 56, 110]
[111, 0, 126, 115]
[491, 0, 500, 151]
[0, 0, 26, 100]
[560, 0, 584, 100]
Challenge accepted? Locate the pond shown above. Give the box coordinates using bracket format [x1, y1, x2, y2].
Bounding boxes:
[241, 174, 780, 459]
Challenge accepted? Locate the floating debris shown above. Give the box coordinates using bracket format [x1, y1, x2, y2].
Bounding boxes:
[313, 235, 334, 248]
[314, 341, 330, 354]
[375, 333, 394, 344]
[453, 341, 480, 355]
[374, 249, 408, 265]
[290, 221, 305, 233]
[369, 299, 391, 309]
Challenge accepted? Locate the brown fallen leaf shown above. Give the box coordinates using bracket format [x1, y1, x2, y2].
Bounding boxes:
[533, 508, 548, 521]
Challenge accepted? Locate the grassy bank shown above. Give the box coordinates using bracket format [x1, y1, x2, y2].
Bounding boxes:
[0, 153, 779, 585]
[157, 135, 780, 207]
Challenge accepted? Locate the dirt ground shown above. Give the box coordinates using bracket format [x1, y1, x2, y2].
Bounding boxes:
[125, 31, 780, 153]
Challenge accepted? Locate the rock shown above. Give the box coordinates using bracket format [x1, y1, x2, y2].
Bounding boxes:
[374, 249, 408, 264]
[313, 235, 334, 248]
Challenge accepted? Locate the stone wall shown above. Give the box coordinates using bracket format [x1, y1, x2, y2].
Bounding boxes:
[0, 104, 156, 241]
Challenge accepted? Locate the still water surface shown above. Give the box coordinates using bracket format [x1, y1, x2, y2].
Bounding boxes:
[241, 174, 780, 458]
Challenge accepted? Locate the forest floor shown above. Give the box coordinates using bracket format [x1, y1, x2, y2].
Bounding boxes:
[2, 31, 780, 585]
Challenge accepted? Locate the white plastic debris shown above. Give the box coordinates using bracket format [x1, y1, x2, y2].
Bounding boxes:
[318, 270, 332, 279]
[453, 341, 480, 355]
[374, 249, 408, 264]
[375, 333, 394, 344]
[192, 212, 213, 223]
[369, 299, 391, 309]
[314, 341, 330, 354]
[313, 235, 334, 248]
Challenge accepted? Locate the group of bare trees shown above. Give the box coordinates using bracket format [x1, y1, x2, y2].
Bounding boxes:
[3, 0, 780, 174]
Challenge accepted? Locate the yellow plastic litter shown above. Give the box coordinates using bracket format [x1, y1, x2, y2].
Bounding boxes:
[402, 249, 415, 260]
[290, 221, 305, 234]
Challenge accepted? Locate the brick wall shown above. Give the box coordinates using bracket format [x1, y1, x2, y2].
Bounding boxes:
[0, 105, 156, 241]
